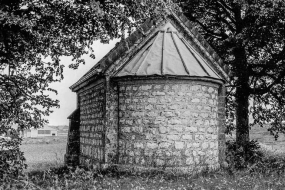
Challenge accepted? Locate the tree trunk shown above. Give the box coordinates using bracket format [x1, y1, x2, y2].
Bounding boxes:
[234, 45, 250, 146]
[236, 85, 250, 146]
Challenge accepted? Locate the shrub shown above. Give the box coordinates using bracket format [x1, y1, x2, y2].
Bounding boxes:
[251, 150, 285, 175]
[225, 140, 263, 170]
[0, 129, 26, 181]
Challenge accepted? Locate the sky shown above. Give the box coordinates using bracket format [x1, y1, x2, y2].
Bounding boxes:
[47, 39, 119, 126]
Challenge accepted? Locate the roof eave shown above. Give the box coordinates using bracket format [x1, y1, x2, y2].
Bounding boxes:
[169, 10, 229, 82]
[69, 9, 230, 91]
[70, 73, 105, 92]
[112, 75, 225, 85]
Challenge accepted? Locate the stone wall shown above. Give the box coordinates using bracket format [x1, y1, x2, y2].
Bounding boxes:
[117, 79, 223, 173]
[78, 83, 105, 166]
[105, 79, 119, 164]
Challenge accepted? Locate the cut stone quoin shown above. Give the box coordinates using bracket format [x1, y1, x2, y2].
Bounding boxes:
[66, 8, 229, 174]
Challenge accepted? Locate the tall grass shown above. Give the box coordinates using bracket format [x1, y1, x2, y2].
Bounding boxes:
[2, 145, 285, 190]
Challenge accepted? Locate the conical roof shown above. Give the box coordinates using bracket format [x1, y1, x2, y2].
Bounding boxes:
[116, 28, 221, 79]
[70, 15, 229, 92]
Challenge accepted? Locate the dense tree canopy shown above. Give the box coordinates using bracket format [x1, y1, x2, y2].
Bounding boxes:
[2, 0, 285, 178]
[0, 0, 168, 178]
[177, 0, 285, 143]
[0, 0, 157, 132]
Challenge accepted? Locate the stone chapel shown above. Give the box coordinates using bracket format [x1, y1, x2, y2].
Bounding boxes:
[65, 8, 229, 174]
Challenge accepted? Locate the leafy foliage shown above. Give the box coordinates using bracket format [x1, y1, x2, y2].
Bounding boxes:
[252, 149, 285, 175]
[0, 129, 26, 180]
[178, 0, 285, 143]
[3, 0, 285, 177]
[0, 0, 169, 178]
[226, 140, 263, 170]
[0, 0, 155, 131]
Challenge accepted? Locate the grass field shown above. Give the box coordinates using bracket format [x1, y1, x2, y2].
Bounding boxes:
[14, 136, 285, 189]
[6, 158, 285, 190]
[20, 136, 67, 171]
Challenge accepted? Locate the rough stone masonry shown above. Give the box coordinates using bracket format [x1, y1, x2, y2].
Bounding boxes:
[66, 10, 228, 174]
[78, 83, 105, 164]
[112, 79, 225, 173]
[75, 78, 226, 174]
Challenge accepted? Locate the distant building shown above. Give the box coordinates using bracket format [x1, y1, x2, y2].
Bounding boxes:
[49, 125, 69, 136]
[22, 125, 58, 138]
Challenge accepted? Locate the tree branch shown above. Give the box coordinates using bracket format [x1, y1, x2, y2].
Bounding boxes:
[250, 67, 285, 95]
[195, 19, 227, 39]
[215, 0, 236, 25]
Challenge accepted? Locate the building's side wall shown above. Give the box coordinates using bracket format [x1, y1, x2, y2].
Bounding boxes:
[30, 129, 38, 137]
[51, 130, 58, 136]
[217, 85, 226, 165]
[65, 108, 80, 166]
[78, 82, 106, 167]
[105, 79, 119, 165]
[28, 128, 58, 138]
[36, 130, 58, 137]
[117, 79, 221, 173]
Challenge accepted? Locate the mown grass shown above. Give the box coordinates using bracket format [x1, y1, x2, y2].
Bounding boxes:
[2, 147, 285, 190]
[20, 137, 67, 171]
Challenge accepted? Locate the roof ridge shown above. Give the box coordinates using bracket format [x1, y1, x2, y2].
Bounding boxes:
[171, 9, 229, 74]
[70, 9, 229, 91]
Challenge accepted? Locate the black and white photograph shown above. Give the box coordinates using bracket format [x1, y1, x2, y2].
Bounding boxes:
[1, 0, 285, 189]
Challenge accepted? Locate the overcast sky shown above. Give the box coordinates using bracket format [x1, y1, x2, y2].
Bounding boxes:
[47, 39, 119, 126]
